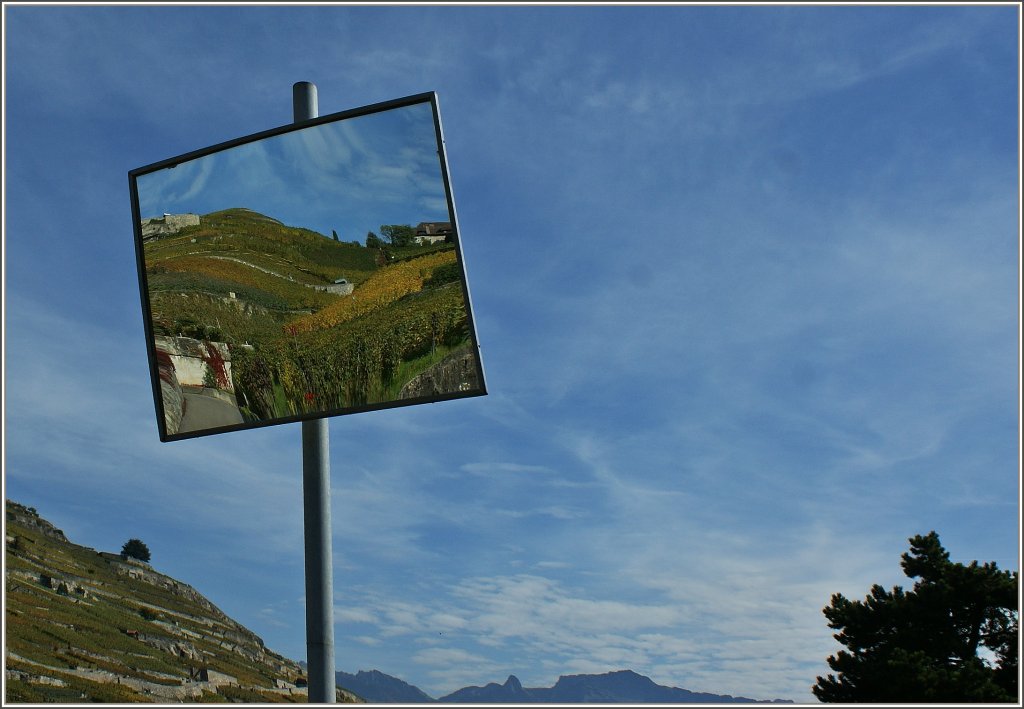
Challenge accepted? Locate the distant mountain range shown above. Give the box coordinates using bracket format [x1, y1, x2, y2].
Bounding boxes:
[336, 669, 436, 703]
[337, 668, 794, 704]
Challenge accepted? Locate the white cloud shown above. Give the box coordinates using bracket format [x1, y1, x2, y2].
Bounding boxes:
[331, 565, 846, 700]
[257, 602, 294, 629]
[413, 646, 486, 667]
[295, 121, 354, 173]
[497, 505, 584, 521]
[334, 607, 378, 625]
[413, 647, 504, 698]
[177, 155, 216, 203]
[460, 462, 555, 476]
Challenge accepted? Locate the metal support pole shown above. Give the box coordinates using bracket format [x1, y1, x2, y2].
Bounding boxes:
[302, 417, 334, 702]
[295, 80, 335, 704]
[294, 80, 318, 127]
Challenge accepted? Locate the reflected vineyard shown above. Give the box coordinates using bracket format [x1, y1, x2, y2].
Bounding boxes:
[141, 207, 480, 437]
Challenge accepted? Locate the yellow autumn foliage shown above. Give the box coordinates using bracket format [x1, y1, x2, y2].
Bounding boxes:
[287, 250, 457, 334]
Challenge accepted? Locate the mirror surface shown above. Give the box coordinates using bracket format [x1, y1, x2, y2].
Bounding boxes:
[132, 97, 484, 441]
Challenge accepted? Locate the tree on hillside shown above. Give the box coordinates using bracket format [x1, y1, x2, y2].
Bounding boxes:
[366, 231, 383, 249]
[121, 538, 151, 563]
[332, 229, 339, 241]
[813, 532, 1018, 703]
[380, 224, 416, 247]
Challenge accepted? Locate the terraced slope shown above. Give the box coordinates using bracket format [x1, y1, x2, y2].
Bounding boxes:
[144, 207, 378, 345]
[4, 500, 362, 703]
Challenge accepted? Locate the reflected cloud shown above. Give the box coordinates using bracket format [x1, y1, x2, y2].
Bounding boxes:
[135, 99, 448, 241]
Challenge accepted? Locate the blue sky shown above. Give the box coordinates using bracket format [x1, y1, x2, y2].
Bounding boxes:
[3, 4, 1019, 703]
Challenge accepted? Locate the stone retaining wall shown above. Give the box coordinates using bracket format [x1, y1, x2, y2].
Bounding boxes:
[398, 349, 480, 400]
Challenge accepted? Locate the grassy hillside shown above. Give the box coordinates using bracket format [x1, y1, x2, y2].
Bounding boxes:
[148, 208, 379, 288]
[143, 207, 380, 345]
[4, 500, 362, 703]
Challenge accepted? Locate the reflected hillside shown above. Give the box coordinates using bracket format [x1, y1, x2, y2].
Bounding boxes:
[141, 208, 481, 437]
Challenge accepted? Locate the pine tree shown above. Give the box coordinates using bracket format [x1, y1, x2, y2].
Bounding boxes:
[813, 532, 1018, 702]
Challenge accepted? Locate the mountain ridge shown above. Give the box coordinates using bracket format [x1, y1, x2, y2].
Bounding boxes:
[336, 669, 436, 703]
[338, 667, 794, 704]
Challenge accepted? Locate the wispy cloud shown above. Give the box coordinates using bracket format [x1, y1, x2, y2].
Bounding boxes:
[460, 462, 556, 476]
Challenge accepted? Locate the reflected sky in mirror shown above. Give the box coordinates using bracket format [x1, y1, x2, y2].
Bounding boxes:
[137, 100, 448, 241]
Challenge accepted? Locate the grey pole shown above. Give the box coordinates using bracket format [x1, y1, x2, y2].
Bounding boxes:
[294, 80, 336, 704]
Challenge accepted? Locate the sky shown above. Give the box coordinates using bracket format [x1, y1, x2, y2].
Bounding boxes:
[2, 4, 1020, 704]
[135, 98, 450, 241]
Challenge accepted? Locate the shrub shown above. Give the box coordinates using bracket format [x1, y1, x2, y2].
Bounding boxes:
[121, 538, 151, 563]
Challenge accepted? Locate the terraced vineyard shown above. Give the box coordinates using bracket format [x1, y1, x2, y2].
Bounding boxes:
[144, 208, 377, 342]
[288, 249, 458, 333]
[141, 208, 480, 434]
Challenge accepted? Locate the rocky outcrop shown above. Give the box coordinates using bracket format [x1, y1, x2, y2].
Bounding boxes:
[156, 348, 185, 435]
[126, 630, 202, 662]
[398, 349, 480, 400]
[5, 501, 67, 543]
[141, 213, 200, 239]
[37, 573, 92, 599]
